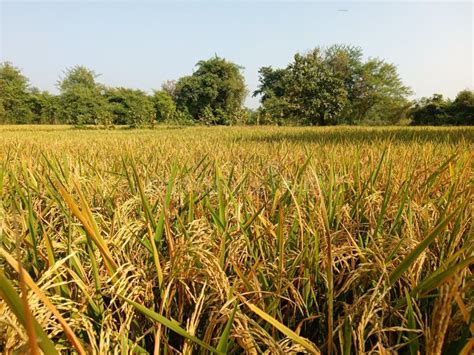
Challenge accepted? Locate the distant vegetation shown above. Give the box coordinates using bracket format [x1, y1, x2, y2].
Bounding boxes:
[410, 91, 474, 125]
[0, 45, 472, 126]
[253, 45, 413, 125]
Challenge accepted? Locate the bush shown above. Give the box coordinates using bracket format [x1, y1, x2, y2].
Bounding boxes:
[410, 91, 474, 126]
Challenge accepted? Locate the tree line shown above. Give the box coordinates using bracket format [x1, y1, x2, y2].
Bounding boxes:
[1, 45, 472, 126]
[410, 92, 474, 125]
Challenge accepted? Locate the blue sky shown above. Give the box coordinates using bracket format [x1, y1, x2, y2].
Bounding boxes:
[1, 1, 472, 108]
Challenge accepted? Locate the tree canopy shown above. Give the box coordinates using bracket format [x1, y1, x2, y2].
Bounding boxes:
[57, 66, 111, 125]
[254, 45, 413, 125]
[106, 87, 155, 127]
[410, 91, 474, 125]
[152, 90, 176, 122]
[0, 62, 33, 123]
[175, 56, 246, 124]
[285, 49, 347, 125]
[0, 46, 471, 126]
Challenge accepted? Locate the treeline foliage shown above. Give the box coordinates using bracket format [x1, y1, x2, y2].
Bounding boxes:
[0, 58, 245, 126]
[1, 46, 473, 126]
[174, 57, 247, 124]
[410, 91, 474, 125]
[253, 45, 413, 125]
[0, 62, 34, 123]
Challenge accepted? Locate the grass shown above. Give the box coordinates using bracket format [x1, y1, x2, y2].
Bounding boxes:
[0, 125, 472, 354]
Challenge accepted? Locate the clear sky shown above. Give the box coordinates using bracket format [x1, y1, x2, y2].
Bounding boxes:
[1, 1, 472, 108]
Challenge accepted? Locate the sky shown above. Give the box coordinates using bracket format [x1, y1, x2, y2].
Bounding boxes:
[1, 1, 472, 108]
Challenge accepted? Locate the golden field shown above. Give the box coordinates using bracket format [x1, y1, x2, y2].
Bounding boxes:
[0, 125, 472, 354]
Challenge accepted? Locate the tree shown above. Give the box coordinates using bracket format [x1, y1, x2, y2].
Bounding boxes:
[58, 66, 111, 125]
[58, 66, 98, 92]
[355, 59, 412, 123]
[285, 49, 347, 125]
[451, 90, 474, 125]
[323, 45, 365, 123]
[410, 90, 474, 126]
[161, 80, 177, 100]
[28, 89, 60, 124]
[106, 87, 155, 127]
[152, 90, 176, 122]
[253, 66, 291, 124]
[175, 56, 246, 124]
[253, 66, 288, 103]
[323, 45, 412, 123]
[410, 94, 451, 125]
[253, 45, 412, 125]
[254, 50, 347, 125]
[0, 62, 33, 123]
[257, 96, 291, 125]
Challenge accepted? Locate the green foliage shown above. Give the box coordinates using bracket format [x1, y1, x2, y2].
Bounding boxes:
[175, 56, 246, 124]
[231, 106, 252, 125]
[254, 45, 412, 125]
[285, 49, 347, 125]
[354, 58, 412, 123]
[409, 91, 474, 125]
[258, 97, 292, 125]
[152, 90, 176, 122]
[323, 44, 365, 123]
[0, 52, 470, 127]
[0, 99, 5, 120]
[253, 67, 292, 125]
[58, 66, 111, 126]
[244, 108, 259, 125]
[0, 62, 33, 123]
[59, 87, 111, 126]
[27, 89, 60, 124]
[410, 94, 450, 125]
[106, 87, 155, 127]
[324, 45, 412, 123]
[253, 66, 287, 103]
[451, 90, 474, 125]
[58, 65, 98, 92]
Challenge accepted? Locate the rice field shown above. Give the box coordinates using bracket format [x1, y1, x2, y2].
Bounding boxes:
[0, 125, 472, 354]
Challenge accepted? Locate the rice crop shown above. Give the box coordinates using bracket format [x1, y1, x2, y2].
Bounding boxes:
[0, 125, 472, 354]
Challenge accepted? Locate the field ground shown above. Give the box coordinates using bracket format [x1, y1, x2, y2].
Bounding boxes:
[0, 125, 473, 354]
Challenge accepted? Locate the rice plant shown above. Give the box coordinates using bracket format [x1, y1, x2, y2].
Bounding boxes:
[0, 125, 472, 354]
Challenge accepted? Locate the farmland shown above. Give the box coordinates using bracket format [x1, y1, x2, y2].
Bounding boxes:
[0, 125, 473, 354]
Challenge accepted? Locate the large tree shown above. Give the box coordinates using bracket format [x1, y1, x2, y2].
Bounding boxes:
[253, 67, 290, 124]
[175, 56, 246, 124]
[285, 49, 347, 125]
[254, 45, 412, 125]
[354, 58, 412, 123]
[322, 45, 412, 123]
[0, 62, 33, 123]
[58, 66, 111, 125]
